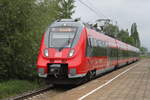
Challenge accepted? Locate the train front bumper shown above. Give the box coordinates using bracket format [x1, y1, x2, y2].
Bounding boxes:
[38, 64, 86, 78]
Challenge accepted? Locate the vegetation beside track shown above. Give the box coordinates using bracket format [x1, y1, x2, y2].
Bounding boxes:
[140, 56, 150, 59]
[0, 80, 41, 99]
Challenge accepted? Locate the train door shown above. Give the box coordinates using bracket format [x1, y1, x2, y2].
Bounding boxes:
[106, 41, 111, 68]
[115, 40, 119, 66]
[86, 36, 93, 70]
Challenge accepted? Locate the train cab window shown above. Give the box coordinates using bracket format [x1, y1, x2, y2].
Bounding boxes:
[49, 27, 77, 48]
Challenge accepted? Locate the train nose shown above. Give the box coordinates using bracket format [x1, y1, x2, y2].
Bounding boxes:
[47, 48, 73, 59]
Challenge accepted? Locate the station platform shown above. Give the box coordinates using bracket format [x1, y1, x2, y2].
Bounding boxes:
[82, 59, 150, 100]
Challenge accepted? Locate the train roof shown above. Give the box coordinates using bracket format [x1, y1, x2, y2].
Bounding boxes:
[87, 28, 140, 52]
[50, 19, 84, 28]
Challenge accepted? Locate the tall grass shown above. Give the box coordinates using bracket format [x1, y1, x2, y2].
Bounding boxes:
[0, 80, 41, 99]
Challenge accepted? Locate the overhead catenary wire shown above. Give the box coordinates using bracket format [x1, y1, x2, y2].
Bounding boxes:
[86, 0, 118, 25]
[78, 0, 117, 25]
[78, 0, 107, 18]
[86, 0, 109, 19]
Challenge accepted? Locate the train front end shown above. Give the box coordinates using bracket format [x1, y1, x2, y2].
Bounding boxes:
[36, 19, 87, 84]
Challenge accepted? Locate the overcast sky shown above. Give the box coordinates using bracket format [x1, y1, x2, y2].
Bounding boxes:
[73, 0, 150, 51]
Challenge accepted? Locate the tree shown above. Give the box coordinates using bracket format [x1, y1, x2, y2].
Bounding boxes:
[126, 37, 135, 46]
[130, 23, 141, 48]
[57, 0, 75, 19]
[0, 0, 58, 81]
[117, 29, 129, 40]
[140, 47, 148, 55]
[114, 28, 136, 46]
[0, 0, 37, 81]
[103, 24, 119, 38]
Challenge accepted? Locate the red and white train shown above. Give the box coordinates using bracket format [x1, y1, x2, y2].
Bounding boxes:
[37, 19, 140, 85]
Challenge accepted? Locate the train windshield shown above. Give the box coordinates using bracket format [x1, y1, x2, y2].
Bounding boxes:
[49, 27, 77, 48]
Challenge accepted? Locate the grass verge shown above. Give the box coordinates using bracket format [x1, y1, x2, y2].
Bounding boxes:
[0, 80, 41, 99]
[140, 56, 150, 58]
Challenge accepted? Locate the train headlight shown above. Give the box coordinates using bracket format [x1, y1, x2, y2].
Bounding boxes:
[69, 49, 75, 57]
[44, 49, 49, 57]
[38, 68, 47, 78]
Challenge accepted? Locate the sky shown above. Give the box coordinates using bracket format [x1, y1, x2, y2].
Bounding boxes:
[73, 0, 150, 51]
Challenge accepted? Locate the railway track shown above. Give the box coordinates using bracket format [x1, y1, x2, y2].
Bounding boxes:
[4, 84, 76, 100]
[4, 85, 53, 100]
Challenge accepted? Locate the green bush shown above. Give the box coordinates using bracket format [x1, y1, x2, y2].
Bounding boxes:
[0, 0, 58, 81]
